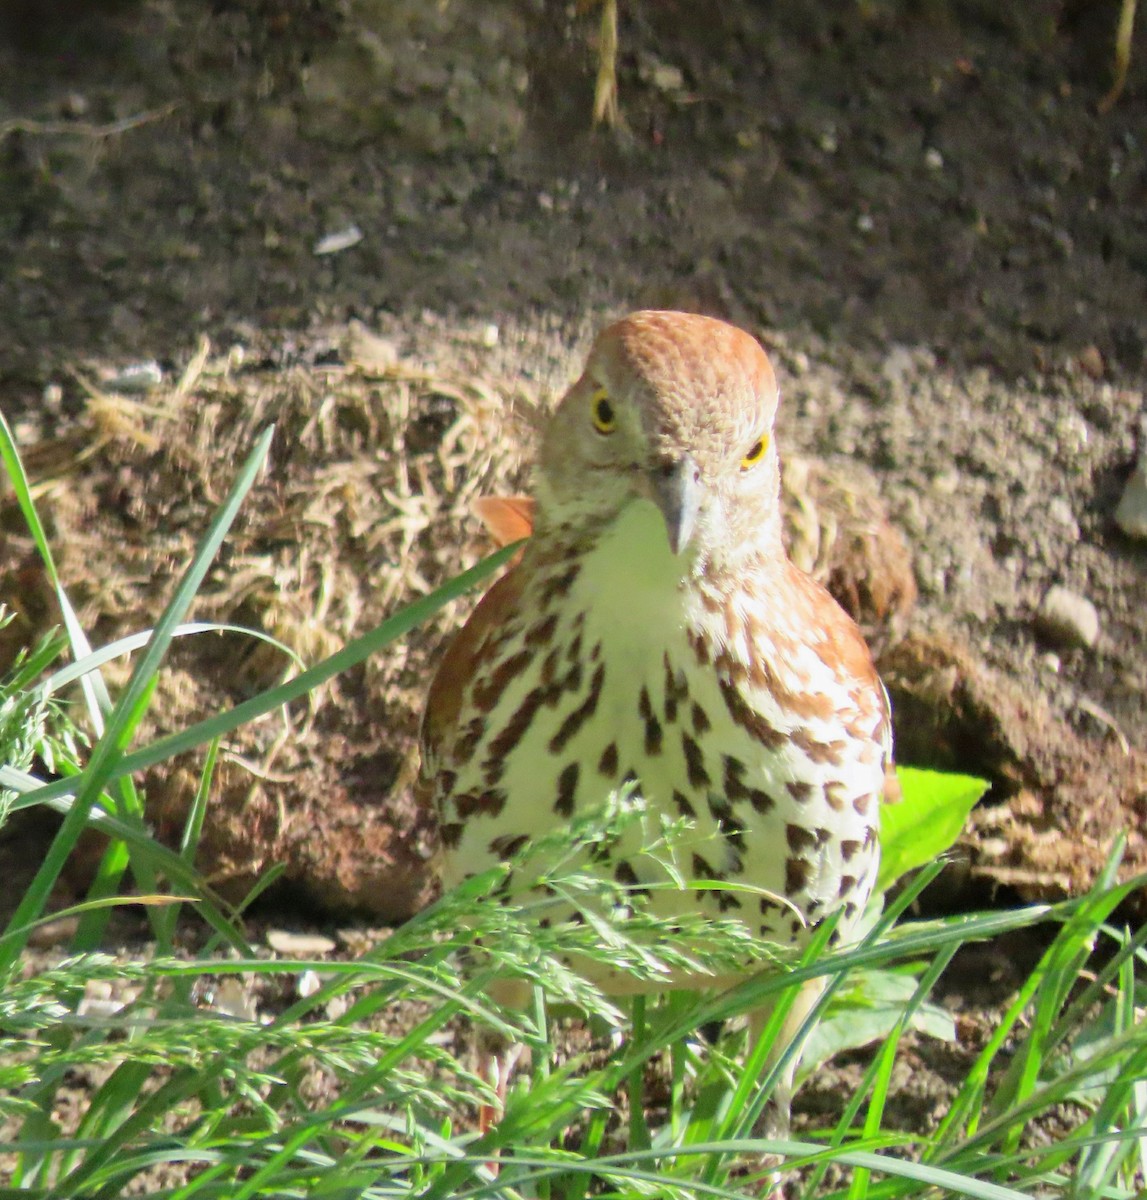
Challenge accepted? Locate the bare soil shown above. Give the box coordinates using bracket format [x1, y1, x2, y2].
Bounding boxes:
[0, 0, 1145, 1180]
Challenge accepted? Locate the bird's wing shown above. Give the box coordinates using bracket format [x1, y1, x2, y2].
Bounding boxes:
[784, 562, 896, 795]
[472, 494, 536, 547]
[415, 562, 528, 810]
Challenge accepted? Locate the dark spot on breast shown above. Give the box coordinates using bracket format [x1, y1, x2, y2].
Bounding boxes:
[453, 717, 487, 768]
[639, 686, 664, 755]
[723, 659, 750, 686]
[840, 839, 861, 863]
[540, 563, 581, 604]
[564, 659, 583, 692]
[824, 782, 847, 811]
[709, 797, 747, 852]
[598, 741, 619, 777]
[440, 822, 463, 849]
[838, 874, 859, 897]
[814, 827, 832, 846]
[786, 823, 817, 854]
[689, 631, 711, 667]
[471, 649, 533, 713]
[548, 662, 605, 753]
[489, 833, 530, 859]
[785, 857, 811, 895]
[662, 654, 689, 723]
[691, 703, 711, 736]
[718, 678, 787, 751]
[791, 728, 850, 765]
[614, 860, 641, 889]
[682, 732, 710, 789]
[723, 756, 750, 802]
[716, 890, 742, 912]
[526, 613, 559, 647]
[786, 781, 815, 804]
[692, 852, 720, 881]
[554, 761, 580, 817]
[853, 792, 875, 817]
[673, 789, 696, 818]
[486, 687, 547, 763]
[539, 647, 561, 688]
[455, 789, 508, 820]
[747, 788, 775, 815]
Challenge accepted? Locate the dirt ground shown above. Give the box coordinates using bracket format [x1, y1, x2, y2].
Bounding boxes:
[0, 0, 1145, 1178]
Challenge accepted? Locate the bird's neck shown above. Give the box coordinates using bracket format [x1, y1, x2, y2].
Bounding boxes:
[528, 499, 786, 640]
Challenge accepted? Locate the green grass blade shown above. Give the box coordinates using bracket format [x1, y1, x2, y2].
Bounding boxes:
[39, 622, 304, 697]
[0, 427, 274, 976]
[2, 541, 517, 816]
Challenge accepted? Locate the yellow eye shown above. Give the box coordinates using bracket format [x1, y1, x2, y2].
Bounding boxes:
[591, 388, 616, 434]
[741, 435, 769, 470]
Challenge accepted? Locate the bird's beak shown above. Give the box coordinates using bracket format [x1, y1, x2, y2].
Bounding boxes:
[649, 454, 701, 555]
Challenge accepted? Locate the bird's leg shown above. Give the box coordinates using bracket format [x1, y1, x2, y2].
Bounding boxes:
[476, 977, 534, 1136]
[749, 977, 828, 1198]
[477, 1033, 528, 1135]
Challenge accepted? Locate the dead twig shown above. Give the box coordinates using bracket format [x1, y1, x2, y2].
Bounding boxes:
[1098, 0, 1138, 113]
[0, 103, 178, 144]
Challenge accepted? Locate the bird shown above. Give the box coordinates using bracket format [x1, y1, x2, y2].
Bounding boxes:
[418, 309, 890, 1162]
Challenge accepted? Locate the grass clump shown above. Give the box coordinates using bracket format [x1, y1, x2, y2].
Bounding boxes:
[0, 413, 1143, 1198]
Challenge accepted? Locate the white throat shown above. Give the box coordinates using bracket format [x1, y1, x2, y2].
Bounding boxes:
[572, 500, 691, 640]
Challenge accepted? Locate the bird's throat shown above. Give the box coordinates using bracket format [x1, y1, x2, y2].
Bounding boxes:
[575, 500, 691, 624]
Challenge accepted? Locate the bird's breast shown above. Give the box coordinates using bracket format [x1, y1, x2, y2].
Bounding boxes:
[436, 502, 883, 956]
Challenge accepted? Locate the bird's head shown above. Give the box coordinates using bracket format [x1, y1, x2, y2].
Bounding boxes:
[536, 310, 783, 569]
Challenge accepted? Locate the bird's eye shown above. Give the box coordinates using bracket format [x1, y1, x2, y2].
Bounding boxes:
[741, 435, 769, 470]
[591, 388, 616, 434]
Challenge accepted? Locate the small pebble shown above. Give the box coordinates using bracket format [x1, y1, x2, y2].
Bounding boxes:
[212, 977, 258, 1021]
[266, 929, 337, 956]
[1035, 585, 1100, 650]
[26, 914, 79, 948]
[296, 969, 322, 999]
[314, 224, 363, 255]
[345, 321, 398, 371]
[1077, 344, 1105, 379]
[1114, 452, 1147, 539]
[103, 360, 163, 393]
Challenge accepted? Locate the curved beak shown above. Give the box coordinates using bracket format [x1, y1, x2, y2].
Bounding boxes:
[650, 454, 701, 555]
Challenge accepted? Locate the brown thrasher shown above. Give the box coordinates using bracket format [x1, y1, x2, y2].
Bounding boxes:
[418, 310, 890, 1153]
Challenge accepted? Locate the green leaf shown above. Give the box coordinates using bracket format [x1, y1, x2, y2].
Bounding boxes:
[877, 767, 988, 893]
[799, 967, 957, 1078]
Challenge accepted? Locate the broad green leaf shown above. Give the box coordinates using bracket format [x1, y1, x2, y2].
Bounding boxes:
[800, 967, 957, 1078]
[878, 767, 988, 892]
